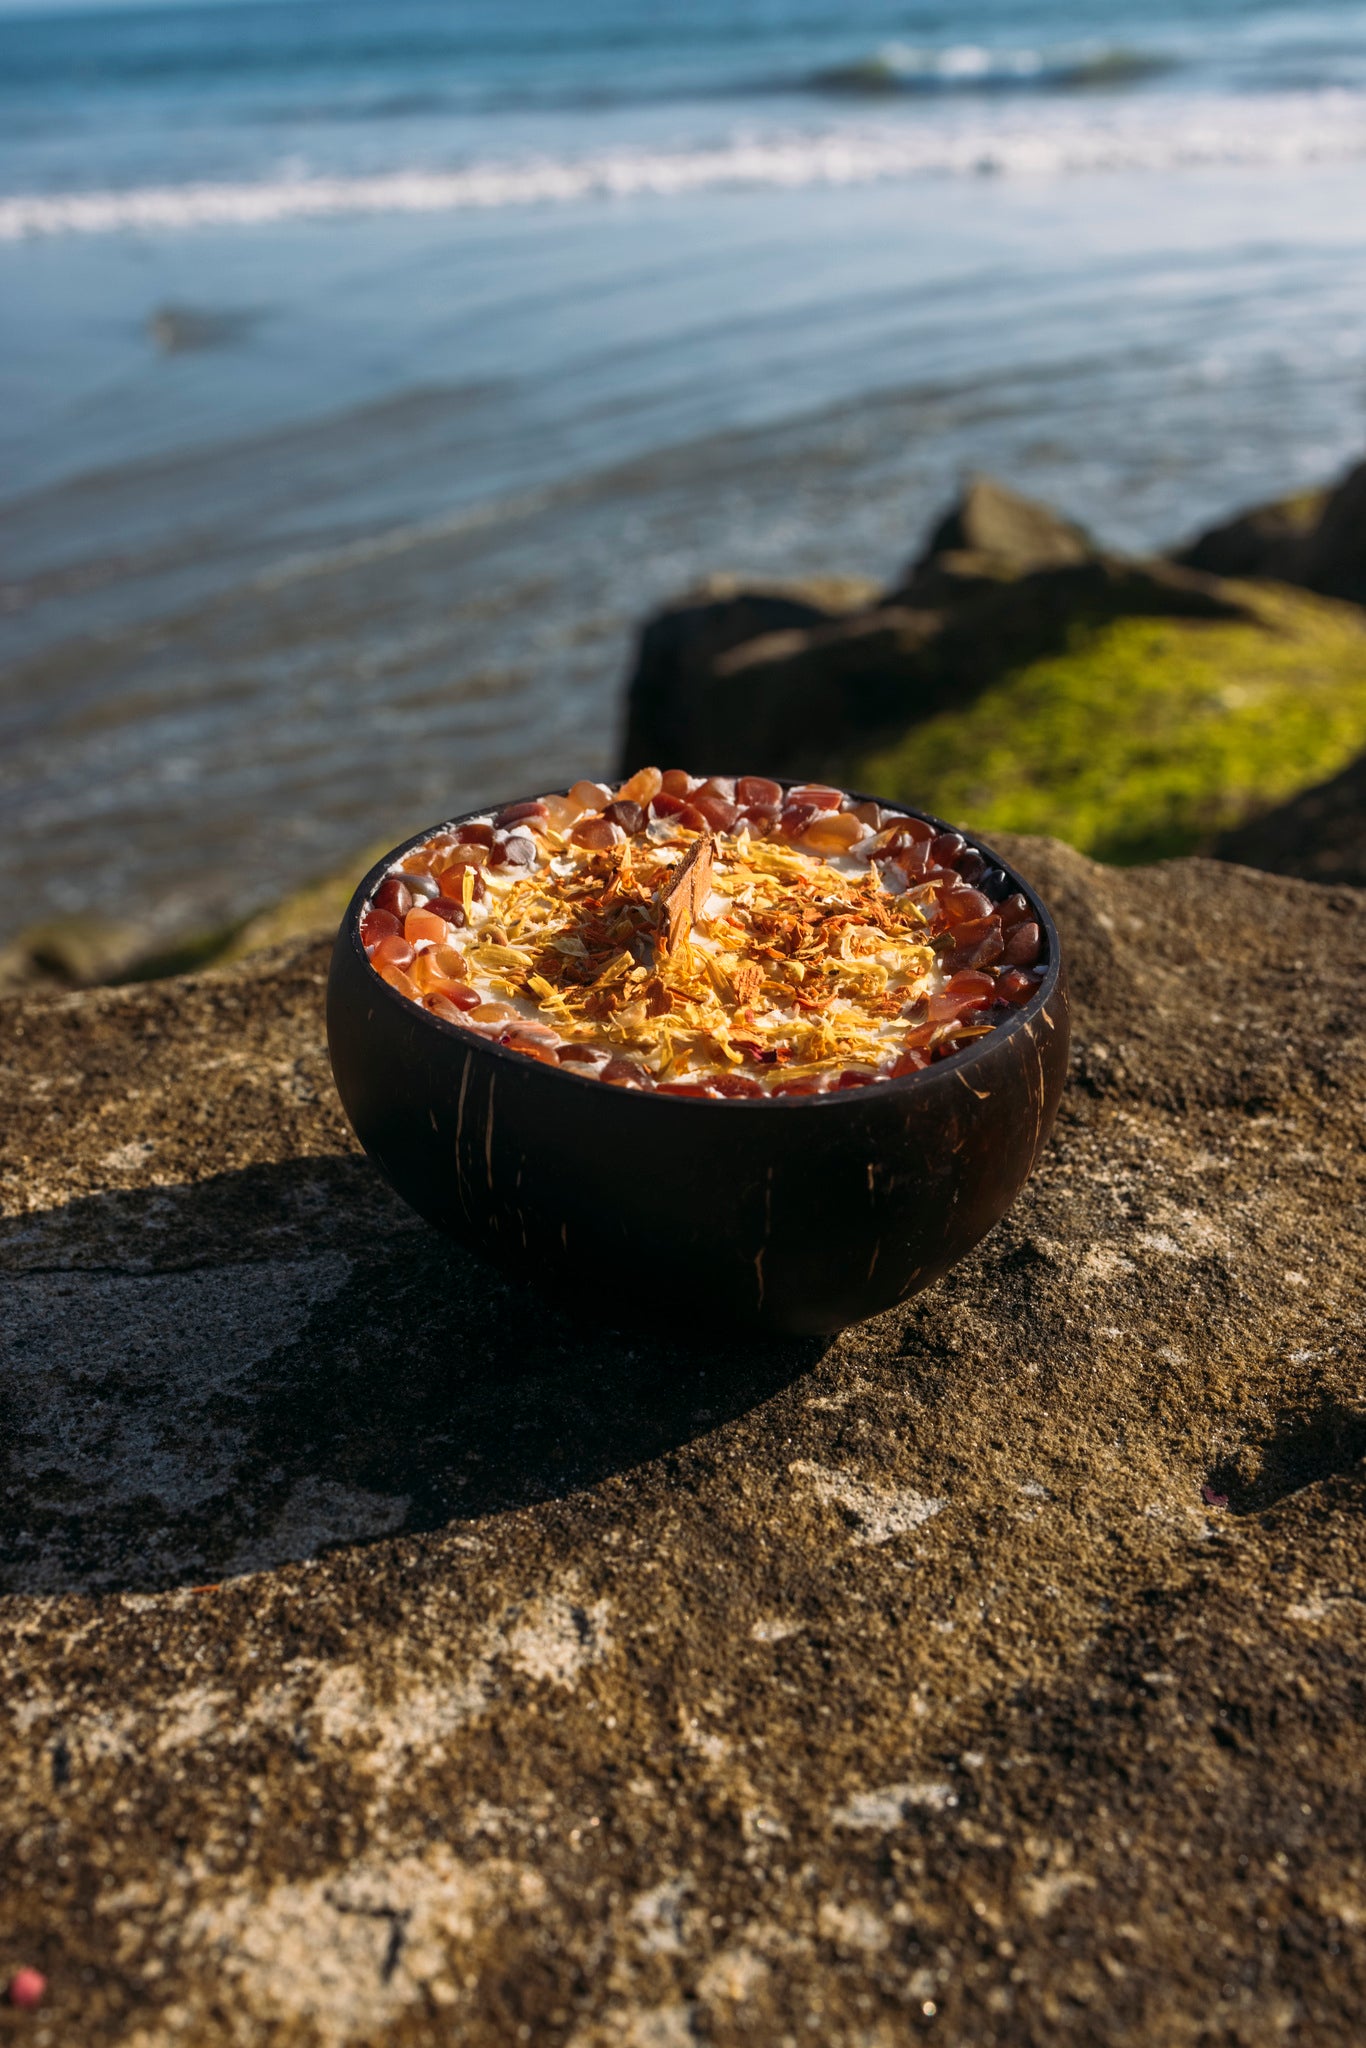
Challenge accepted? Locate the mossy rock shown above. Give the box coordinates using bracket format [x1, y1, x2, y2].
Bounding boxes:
[851, 581, 1366, 864]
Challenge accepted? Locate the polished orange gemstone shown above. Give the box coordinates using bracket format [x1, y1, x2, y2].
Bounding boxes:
[800, 812, 864, 854]
[437, 847, 489, 879]
[429, 942, 469, 980]
[939, 918, 1004, 972]
[601, 1056, 650, 1086]
[780, 802, 819, 841]
[370, 933, 415, 971]
[568, 779, 611, 813]
[941, 887, 995, 926]
[404, 907, 448, 946]
[996, 968, 1037, 1005]
[617, 764, 664, 805]
[379, 963, 421, 1000]
[360, 908, 401, 954]
[540, 793, 579, 830]
[945, 969, 997, 998]
[413, 949, 472, 995]
[372, 875, 413, 918]
[438, 982, 483, 1010]
[691, 791, 739, 831]
[1002, 921, 1042, 966]
[877, 817, 934, 850]
[571, 815, 624, 849]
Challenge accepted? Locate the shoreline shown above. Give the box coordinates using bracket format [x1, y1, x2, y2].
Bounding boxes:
[5, 354, 1366, 967]
[6, 455, 1366, 994]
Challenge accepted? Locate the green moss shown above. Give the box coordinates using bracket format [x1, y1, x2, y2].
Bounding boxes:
[855, 582, 1366, 863]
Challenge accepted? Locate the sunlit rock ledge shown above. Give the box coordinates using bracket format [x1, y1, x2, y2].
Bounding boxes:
[1, 836, 1363, 2043]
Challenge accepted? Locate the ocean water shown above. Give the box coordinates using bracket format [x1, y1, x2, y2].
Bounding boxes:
[2, 0, 1366, 947]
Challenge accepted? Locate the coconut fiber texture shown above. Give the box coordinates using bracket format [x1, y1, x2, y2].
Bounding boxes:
[1, 839, 1364, 2047]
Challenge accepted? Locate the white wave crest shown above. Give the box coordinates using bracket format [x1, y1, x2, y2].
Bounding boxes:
[3, 96, 1364, 240]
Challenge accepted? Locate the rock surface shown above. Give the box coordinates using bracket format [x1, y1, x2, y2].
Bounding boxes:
[619, 572, 880, 774]
[620, 502, 1251, 788]
[1215, 751, 1366, 889]
[618, 475, 1366, 867]
[2, 842, 1365, 2045]
[1176, 454, 1366, 606]
[895, 473, 1097, 600]
[1172, 485, 1331, 587]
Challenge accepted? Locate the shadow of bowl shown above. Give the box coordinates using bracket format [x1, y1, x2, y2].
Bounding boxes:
[327, 791, 1069, 1334]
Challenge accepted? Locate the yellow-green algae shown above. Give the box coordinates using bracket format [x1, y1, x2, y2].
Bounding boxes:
[855, 581, 1366, 864]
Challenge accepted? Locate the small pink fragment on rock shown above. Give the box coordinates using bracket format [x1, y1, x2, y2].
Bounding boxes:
[1201, 1484, 1229, 1509]
[7, 1968, 46, 2009]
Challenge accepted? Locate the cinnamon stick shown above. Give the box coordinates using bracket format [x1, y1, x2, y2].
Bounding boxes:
[655, 830, 715, 955]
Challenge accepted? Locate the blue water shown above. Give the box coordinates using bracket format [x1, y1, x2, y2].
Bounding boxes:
[2, 0, 1366, 945]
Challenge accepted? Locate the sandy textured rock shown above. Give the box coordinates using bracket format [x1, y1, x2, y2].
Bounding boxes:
[2, 842, 1365, 2046]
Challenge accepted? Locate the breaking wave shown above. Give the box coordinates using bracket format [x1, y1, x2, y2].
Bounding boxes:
[807, 41, 1174, 96]
[4, 95, 1365, 240]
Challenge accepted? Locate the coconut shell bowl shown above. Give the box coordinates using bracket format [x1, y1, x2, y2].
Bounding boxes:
[326, 784, 1069, 1335]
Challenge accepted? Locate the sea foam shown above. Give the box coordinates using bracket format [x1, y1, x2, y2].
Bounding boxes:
[2, 94, 1364, 239]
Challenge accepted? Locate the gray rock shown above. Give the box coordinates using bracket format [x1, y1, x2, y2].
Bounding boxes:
[899, 471, 1097, 597]
[147, 303, 259, 355]
[1175, 452, 1366, 605]
[1173, 485, 1327, 584]
[1216, 748, 1366, 888]
[620, 533, 1248, 785]
[1, 842, 1364, 2042]
[1303, 455, 1366, 606]
[619, 572, 878, 772]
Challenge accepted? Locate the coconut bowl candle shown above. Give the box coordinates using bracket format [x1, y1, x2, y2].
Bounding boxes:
[327, 773, 1069, 1334]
